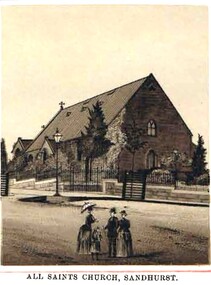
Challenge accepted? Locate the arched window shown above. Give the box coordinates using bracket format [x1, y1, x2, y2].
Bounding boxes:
[77, 141, 82, 161]
[146, 150, 158, 169]
[28, 154, 33, 163]
[15, 148, 21, 157]
[43, 149, 48, 162]
[147, 120, 156, 136]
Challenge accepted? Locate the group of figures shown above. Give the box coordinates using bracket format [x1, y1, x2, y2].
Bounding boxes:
[76, 202, 133, 260]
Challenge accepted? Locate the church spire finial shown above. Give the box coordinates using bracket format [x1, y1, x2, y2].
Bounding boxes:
[59, 101, 65, 110]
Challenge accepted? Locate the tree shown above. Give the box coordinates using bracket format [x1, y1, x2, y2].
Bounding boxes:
[160, 151, 191, 170]
[1, 138, 8, 174]
[121, 117, 147, 172]
[24, 147, 73, 173]
[80, 100, 112, 180]
[191, 134, 207, 177]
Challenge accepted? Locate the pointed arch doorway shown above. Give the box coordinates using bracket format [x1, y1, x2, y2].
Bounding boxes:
[146, 150, 158, 169]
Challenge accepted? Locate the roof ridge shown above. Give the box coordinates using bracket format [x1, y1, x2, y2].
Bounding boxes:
[25, 74, 150, 152]
[25, 108, 63, 152]
[62, 75, 149, 111]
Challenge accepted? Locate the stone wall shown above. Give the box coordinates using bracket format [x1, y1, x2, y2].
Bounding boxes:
[9, 178, 61, 191]
[9, 178, 36, 188]
[92, 109, 126, 169]
[102, 179, 209, 204]
[146, 185, 209, 204]
[102, 179, 123, 196]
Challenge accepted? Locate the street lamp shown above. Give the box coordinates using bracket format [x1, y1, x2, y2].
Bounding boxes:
[173, 149, 179, 189]
[53, 128, 63, 196]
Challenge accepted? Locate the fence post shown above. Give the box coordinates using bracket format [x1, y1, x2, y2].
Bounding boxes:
[122, 170, 127, 199]
[85, 168, 88, 192]
[130, 170, 133, 198]
[142, 171, 147, 200]
[69, 165, 71, 191]
[97, 167, 99, 192]
[35, 167, 38, 181]
[15, 169, 18, 180]
[174, 170, 178, 189]
[73, 167, 75, 191]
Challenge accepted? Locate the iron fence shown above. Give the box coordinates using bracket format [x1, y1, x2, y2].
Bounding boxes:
[36, 169, 57, 181]
[61, 167, 119, 191]
[8, 167, 209, 189]
[15, 170, 35, 181]
[10, 167, 119, 183]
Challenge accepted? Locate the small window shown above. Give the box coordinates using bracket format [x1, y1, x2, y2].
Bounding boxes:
[77, 142, 82, 161]
[81, 106, 89, 112]
[28, 154, 33, 163]
[107, 89, 116, 96]
[83, 99, 90, 105]
[77, 150, 82, 161]
[43, 149, 48, 162]
[66, 112, 71, 117]
[15, 148, 21, 157]
[147, 120, 156, 136]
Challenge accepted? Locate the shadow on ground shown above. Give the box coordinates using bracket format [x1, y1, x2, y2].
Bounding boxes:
[18, 195, 122, 203]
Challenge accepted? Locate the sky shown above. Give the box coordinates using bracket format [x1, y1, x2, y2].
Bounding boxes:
[1, 4, 209, 162]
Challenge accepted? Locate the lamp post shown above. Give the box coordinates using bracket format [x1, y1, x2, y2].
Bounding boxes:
[173, 149, 179, 189]
[53, 128, 63, 196]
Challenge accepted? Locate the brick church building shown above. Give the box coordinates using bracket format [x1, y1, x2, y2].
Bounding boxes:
[11, 73, 194, 171]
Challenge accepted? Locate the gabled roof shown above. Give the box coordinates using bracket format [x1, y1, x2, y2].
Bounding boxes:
[26, 73, 192, 153]
[21, 139, 33, 149]
[12, 138, 33, 153]
[26, 75, 148, 152]
[40, 137, 57, 154]
[46, 139, 57, 153]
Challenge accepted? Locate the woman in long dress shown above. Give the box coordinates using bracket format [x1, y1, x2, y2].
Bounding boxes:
[76, 202, 97, 255]
[117, 210, 133, 257]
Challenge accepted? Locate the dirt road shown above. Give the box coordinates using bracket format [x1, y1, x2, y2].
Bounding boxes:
[1, 194, 209, 265]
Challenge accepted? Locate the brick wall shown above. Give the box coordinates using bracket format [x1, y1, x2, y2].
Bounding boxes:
[119, 76, 193, 171]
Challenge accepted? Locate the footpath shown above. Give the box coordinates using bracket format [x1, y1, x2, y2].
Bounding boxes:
[6, 187, 210, 208]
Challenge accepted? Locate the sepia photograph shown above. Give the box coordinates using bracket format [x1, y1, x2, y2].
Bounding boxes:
[0, 2, 209, 272]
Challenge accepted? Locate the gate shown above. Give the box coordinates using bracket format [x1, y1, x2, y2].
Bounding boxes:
[122, 170, 147, 200]
[1, 173, 9, 196]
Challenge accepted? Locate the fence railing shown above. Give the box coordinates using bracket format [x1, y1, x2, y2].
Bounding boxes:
[11, 170, 35, 181]
[9, 168, 120, 183]
[36, 169, 57, 181]
[8, 168, 209, 188]
[61, 168, 119, 183]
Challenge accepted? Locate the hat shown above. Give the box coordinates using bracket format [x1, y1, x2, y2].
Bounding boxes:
[120, 210, 127, 216]
[81, 202, 96, 213]
[109, 207, 116, 214]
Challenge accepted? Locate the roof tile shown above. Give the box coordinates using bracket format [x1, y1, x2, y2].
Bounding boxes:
[27, 76, 148, 152]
